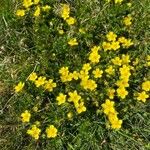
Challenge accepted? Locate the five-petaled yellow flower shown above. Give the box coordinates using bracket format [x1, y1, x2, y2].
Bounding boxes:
[35, 76, 46, 87]
[15, 82, 25, 93]
[142, 81, 150, 92]
[68, 38, 78, 46]
[137, 91, 149, 102]
[66, 17, 76, 25]
[46, 125, 58, 138]
[21, 110, 31, 123]
[92, 68, 103, 78]
[56, 93, 66, 105]
[29, 72, 38, 82]
[16, 9, 25, 17]
[27, 125, 41, 140]
[106, 32, 117, 42]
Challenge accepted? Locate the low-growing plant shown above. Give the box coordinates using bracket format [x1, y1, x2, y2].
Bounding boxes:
[1, 0, 150, 149]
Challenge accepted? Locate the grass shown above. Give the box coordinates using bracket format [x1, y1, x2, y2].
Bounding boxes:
[0, 0, 150, 150]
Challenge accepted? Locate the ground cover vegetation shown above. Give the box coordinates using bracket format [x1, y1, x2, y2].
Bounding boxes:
[0, 0, 150, 149]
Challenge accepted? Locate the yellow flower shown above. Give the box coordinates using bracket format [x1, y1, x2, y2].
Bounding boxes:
[80, 79, 97, 91]
[116, 79, 129, 88]
[107, 112, 118, 123]
[28, 72, 37, 82]
[68, 90, 81, 103]
[111, 41, 120, 50]
[88, 80, 97, 90]
[34, 0, 40, 5]
[82, 63, 91, 72]
[147, 55, 150, 61]
[34, 6, 40, 17]
[35, 76, 46, 87]
[79, 70, 89, 80]
[15, 82, 25, 93]
[72, 71, 79, 80]
[42, 5, 51, 11]
[59, 71, 73, 82]
[46, 125, 58, 138]
[66, 17, 76, 25]
[76, 102, 86, 114]
[111, 119, 122, 129]
[68, 73, 74, 80]
[21, 110, 31, 123]
[23, 0, 33, 8]
[60, 73, 73, 82]
[147, 62, 150, 66]
[101, 99, 115, 115]
[27, 125, 41, 140]
[58, 29, 64, 35]
[119, 65, 130, 73]
[68, 38, 78, 46]
[115, 0, 123, 4]
[119, 65, 131, 79]
[147, 56, 150, 66]
[61, 4, 70, 20]
[16, 9, 25, 17]
[91, 46, 100, 52]
[44, 79, 56, 92]
[105, 66, 115, 75]
[111, 57, 122, 66]
[122, 39, 133, 48]
[107, 88, 115, 99]
[59, 67, 69, 75]
[123, 15, 132, 26]
[102, 42, 112, 51]
[92, 68, 103, 78]
[117, 87, 128, 99]
[56, 93, 66, 105]
[142, 81, 150, 92]
[89, 51, 100, 64]
[121, 54, 130, 64]
[137, 91, 149, 102]
[106, 32, 117, 42]
[118, 37, 127, 44]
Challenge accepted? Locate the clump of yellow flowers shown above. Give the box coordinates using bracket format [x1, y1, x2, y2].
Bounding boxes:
[116, 65, 131, 99]
[16, 0, 51, 17]
[21, 109, 58, 140]
[68, 90, 86, 114]
[102, 31, 133, 51]
[102, 99, 122, 129]
[28, 72, 56, 92]
[14, 1, 150, 142]
[136, 80, 150, 102]
[60, 4, 76, 25]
